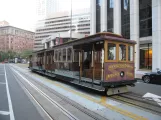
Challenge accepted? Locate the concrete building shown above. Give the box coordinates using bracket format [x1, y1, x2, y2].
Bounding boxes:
[0, 24, 34, 53]
[34, 9, 90, 51]
[90, 0, 161, 72]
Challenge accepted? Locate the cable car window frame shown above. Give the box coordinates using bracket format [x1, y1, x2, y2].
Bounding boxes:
[62, 48, 67, 62]
[58, 49, 62, 62]
[73, 49, 80, 62]
[119, 44, 127, 62]
[54, 50, 58, 62]
[105, 41, 118, 62]
[67, 47, 73, 62]
[128, 45, 134, 62]
[47, 54, 49, 64]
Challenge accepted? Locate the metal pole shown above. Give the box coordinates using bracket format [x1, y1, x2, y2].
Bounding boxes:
[70, 0, 72, 40]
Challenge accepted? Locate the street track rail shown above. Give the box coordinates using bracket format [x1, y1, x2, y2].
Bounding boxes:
[15, 78, 54, 120]
[111, 93, 161, 116]
[10, 66, 108, 120]
[11, 67, 81, 120]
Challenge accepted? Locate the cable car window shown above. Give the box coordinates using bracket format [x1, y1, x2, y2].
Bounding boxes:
[128, 46, 133, 61]
[63, 49, 66, 61]
[119, 44, 126, 61]
[95, 51, 101, 63]
[55, 50, 58, 61]
[47, 55, 48, 64]
[43, 56, 45, 64]
[51, 54, 53, 64]
[42, 56, 43, 64]
[48, 54, 51, 64]
[108, 43, 116, 60]
[53, 54, 54, 62]
[74, 50, 79, 62]
[67, 48, 72, 61]
[40, 57, 42, 64]
[58, 50, 62, 61]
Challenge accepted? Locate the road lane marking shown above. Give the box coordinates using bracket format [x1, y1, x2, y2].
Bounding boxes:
[4, 65, 15, 120]
[143, 92, 161, 106]
[100, 96, 107, 103]
[0, 111, 10, 115]
[12, 73, 53, 120]
[11, 68, 79, 120]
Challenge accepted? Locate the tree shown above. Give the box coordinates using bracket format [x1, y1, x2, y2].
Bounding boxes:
[7, 50, 17, 59]
[0, 51, 9, 62]
[20, 50, 33, 59]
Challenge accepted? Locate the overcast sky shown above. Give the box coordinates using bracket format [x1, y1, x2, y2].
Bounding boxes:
[0, 0, 90, 32]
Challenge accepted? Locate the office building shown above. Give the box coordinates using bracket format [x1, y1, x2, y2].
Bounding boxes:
[90, 0, 161, 71]
[34, 9, 90, 51]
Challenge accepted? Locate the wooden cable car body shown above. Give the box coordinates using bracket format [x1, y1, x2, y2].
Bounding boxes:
[29, 32, 136, 95]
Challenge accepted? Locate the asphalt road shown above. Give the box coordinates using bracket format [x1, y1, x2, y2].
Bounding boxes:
[129, 81, 161, 96]
[1, 63, 161, 120]
[0, 64, 44, 120]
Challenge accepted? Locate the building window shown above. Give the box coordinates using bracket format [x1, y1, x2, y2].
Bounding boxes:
[139, 0, 152, 37]
[107, 0, 114, 32]
[121, 0, 130, 39]
[110, 0, 114, 8]
[96, 0, 101, 32]
[140, 43, 152, 69]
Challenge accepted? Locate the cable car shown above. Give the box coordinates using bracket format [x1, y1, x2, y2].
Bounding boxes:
[29, 32, 136, 95]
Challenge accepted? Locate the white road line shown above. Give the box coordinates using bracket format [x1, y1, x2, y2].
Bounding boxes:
[0, 82, 6, 84]
[11, 72, 53, 120]
[11, 67, 79, 120]
[0, 111, 10, 115]
[23, 85, 54, 120]
[4, 65, 15, 120]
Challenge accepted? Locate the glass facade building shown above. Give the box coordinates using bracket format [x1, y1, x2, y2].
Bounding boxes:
[107, 0, 114, 32]
[90, 0, 161, 71]
[121, 0, 130, 39]
[140, 43, 152, 69]
[96, 0, 101, 32]
[139, 0, 152, 37]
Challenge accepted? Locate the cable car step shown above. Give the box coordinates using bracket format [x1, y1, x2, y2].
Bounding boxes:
[73, 77, 101, 85]
[70, 79, 105, 91]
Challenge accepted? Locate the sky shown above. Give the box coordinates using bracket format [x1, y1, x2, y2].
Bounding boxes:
[0, 0, 37, 31]
[0, 0, 90, 32]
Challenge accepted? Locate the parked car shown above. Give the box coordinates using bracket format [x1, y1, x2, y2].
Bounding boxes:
[142, 70, 161, 84]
